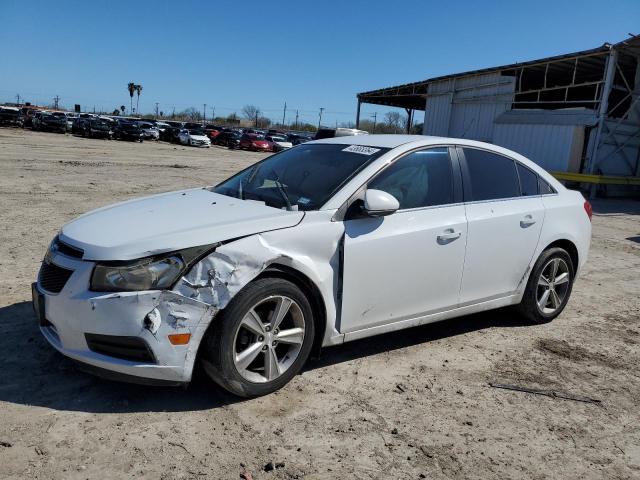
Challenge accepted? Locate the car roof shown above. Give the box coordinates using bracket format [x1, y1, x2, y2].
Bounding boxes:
[310, 134, 450, 148]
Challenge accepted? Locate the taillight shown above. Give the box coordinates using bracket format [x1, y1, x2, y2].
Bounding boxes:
[583, 200, 593, 221]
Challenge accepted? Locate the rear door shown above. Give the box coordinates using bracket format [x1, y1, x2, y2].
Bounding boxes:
[458, 147, 545, 304]
[339, 146, 467, 333]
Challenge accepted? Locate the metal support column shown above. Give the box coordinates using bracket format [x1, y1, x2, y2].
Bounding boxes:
[355, 100, 361, 129]
[584, 48, 618, 197]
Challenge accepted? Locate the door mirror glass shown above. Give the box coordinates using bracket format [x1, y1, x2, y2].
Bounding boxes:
[363, 189, 399, 217]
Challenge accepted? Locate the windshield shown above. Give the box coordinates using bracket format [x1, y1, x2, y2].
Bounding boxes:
[213, 143, 388, 211]
[270, 136, 287, 142]
[189, 129, 205, 135]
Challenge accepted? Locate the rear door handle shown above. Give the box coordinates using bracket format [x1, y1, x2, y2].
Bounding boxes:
[437, 228, 462, 244]
[520, 214, 536, 228]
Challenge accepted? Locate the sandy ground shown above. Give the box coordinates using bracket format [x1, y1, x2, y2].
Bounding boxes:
[0, 128, 639, 480]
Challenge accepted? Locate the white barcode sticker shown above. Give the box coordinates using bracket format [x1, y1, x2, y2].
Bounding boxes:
[342, 145, 381, 155]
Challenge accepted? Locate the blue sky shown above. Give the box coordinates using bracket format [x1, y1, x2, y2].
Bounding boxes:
[1, 0, 638, 125]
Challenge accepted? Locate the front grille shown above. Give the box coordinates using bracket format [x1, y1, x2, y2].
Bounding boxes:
[38, 262, 74, 293]
[85, 334, 156, 363]
[54, 237, 84, 259]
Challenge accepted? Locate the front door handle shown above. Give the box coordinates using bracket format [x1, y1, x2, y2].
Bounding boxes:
[520, 214, 536, 228]
[437, 228, 461, 244]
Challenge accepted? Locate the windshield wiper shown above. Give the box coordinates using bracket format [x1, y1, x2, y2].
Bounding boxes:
[271, 169, 293, 211]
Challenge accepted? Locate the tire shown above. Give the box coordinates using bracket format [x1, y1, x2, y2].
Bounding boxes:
[516, 247, 575, 324]
[202, 277, 315, 397]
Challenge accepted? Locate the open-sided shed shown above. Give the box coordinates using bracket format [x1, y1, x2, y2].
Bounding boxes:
[356, 35, 640, 193]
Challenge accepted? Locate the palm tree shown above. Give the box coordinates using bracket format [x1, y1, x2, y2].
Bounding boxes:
[127, 83, 136, 114]
[135, 84, 143, 115]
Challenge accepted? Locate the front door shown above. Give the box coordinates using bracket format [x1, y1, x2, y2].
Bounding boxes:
[339, 147, 467, 333]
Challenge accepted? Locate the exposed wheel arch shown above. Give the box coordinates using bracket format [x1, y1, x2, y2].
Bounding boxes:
[543, 239, 579, 271]
[256, 264, 327, 359]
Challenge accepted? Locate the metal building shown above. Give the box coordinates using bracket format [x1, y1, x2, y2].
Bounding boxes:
[356, 35, 640, 194]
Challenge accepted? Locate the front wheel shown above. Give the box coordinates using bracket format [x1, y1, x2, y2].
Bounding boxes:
[516, 247, 575, 324]
[202, 278, 315, 397]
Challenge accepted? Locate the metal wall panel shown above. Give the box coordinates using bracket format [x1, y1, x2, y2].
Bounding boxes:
[493, 123, 583, 172]
[423, 73, 515, 140]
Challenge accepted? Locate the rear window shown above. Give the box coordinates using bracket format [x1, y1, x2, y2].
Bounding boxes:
[463, 148, 520, 201]
[517, 163, 539, 196]
[538, 177, 557, 195]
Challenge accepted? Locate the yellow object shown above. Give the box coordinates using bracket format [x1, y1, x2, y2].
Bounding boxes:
[551, 172, 640, 186]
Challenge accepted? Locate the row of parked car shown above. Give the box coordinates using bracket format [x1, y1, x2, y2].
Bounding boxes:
[0, 105, 318, 151]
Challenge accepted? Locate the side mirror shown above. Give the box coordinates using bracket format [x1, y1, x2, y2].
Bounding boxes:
[363, 189, 399, 217]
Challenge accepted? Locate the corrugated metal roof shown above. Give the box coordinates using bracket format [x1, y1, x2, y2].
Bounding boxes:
[358, 35, 640, 107]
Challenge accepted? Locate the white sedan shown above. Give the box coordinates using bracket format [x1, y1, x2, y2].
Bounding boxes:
[266, 135, 293, 151]
[33, 135, 591, 397]
[178, 128, 211, 147]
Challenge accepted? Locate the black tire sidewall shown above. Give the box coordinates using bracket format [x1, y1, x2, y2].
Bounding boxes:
[203, 278, 315, 397]
[521, 247, 575, 324]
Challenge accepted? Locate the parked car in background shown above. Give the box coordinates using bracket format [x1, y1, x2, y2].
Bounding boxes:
[39, 112, 67, 133]
[314, 127, 368, 140]
[0, 106, 23, 127]
[114, 121, 144, 142]
[81, 118, 114, 139]
[178, 128, 211, 147]
[138, 122, 160, 140]
[21, 108, 37, 127]
[31, 135, 592, 397]
[183, 122, 202, 130]
[287, 133, 313, 145]
[31, 111, 46, 130]
[214, 130, 242, 149]
[204, 124, 223, 141]
[265, 134, 293, 151]
[65, 113, 77, 132]
[71, 113, 98, 134]
[240, 133, 272, 152]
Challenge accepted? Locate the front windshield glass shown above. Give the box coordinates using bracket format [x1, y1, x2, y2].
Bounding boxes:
[189, 129, 205, 135]
[213, 143, 388, 211]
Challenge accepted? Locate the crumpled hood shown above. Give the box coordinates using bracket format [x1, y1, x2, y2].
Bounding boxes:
[60, 188, 304, 261]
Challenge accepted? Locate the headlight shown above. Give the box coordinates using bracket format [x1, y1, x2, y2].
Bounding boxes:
[91, 255, 185, 292]
[90, 244, 217, 292]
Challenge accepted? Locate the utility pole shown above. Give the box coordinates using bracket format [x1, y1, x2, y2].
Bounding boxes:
[53, 95, 60, 110]
[155, 102, 159, 119]
[255, 111, 258, 128]
[15, 93, 21, 106]
[371, 112, 377, 132]
[211, 106, 215, 121]
[282, 102, 287, 126]
[203, 103, 207, 125]
[318, 107, 324, 129]
[295, 110, 299, 129]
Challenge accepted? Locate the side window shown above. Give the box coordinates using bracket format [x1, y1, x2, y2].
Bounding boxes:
[462, 148, 520, 201]
[368, 147, 453, 209]
[517, 163, 539, 196]
[538, 177, 557, 195]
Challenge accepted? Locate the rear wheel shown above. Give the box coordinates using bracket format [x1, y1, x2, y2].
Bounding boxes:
[202, 278, 315, 397]
[516, 247, 575, 324]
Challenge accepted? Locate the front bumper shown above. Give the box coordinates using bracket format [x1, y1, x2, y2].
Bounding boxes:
[33, 252, 215, 384]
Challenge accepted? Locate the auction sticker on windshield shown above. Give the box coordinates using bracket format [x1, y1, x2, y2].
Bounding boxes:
[342, 145, 381, 155]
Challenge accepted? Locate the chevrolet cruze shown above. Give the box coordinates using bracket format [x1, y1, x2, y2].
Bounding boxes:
[33, 135, 591, 397]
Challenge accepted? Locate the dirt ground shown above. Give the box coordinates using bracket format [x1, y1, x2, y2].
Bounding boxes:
[0, 128, 638, 480]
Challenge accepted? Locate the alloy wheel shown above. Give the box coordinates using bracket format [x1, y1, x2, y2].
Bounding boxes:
[536, 257, 571, 314]
[232, 295, 305, 383]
